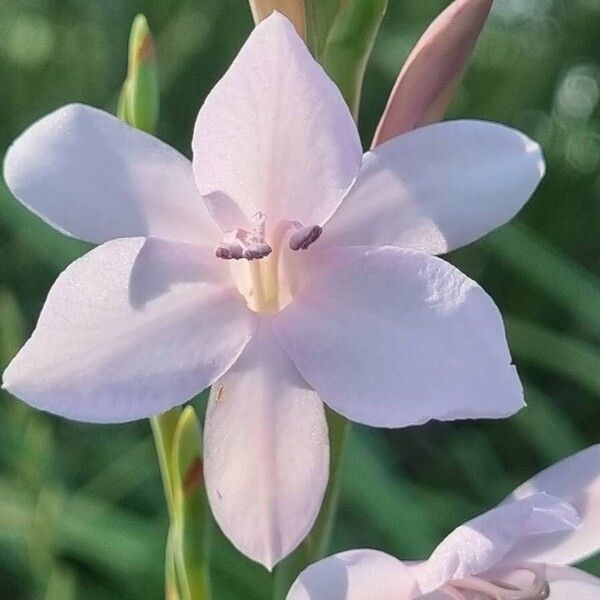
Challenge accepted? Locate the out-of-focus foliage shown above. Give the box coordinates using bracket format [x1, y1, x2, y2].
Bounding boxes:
[0, 1, 599, 598]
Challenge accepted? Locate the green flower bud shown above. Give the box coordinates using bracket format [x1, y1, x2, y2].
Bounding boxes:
[119, 14, 159, 134]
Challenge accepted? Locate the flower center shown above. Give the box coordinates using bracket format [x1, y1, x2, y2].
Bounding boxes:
[215, 213, 322, 314]
[440, 567, 550, 600]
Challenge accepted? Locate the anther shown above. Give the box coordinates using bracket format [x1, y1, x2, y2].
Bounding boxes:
[215, 212, 272, 261]
[243, 243, 272, 260]
[289, 225, 323, 251]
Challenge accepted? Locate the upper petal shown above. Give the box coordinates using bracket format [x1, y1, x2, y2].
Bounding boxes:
[2, 237, 255, 422]
[321, 120, 545, 255]
[203, 321, 329, 570]
[412, 493, 579, 595]
[504, 444, 600, 566]
[372, 0, 493, 145]
[192, 12, 362, 230]
[274, 246, 523, 428]
[3, 104, 220, 245]
[286, 549, 418, 600]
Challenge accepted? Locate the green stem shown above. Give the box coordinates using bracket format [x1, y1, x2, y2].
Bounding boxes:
[150, 409, 182, 522]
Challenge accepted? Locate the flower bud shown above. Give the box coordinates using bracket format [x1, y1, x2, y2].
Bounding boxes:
[118, 14, 159, 134]
[373, 0, 493, 147]
[171, 406, 210, 598]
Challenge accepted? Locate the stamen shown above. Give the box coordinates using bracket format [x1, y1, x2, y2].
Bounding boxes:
[215, 212, 272, 261]
[447, 567, 550, 600]
[289, 225, 323, 251]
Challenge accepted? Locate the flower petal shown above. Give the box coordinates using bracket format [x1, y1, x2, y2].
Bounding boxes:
[505, 444, 600, 566]
[495, 564, 600, 600]
[372, 0, 493, 145]
[322, 121, 544, 255]
[543, 565, 600, 600]
[2, 237, 254, 422]
[274, 246, 523, 428]
[412, 493, 579, 595]
[203, 322, 329, 570]
[286, 550, 417, 600]
[3, 104, 219, 245]
[192, 12, 362, 230]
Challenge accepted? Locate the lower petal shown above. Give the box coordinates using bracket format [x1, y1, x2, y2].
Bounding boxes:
[274, 246, 523, 428]
[203, 322, 329, 570]
[286, 549, 417, 600]
[2, 237, 255, 422]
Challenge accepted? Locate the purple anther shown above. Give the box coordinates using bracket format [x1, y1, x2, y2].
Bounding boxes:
[215, 246, 232, 260]
[215, 214, 273, 261]
[243, 243, 272, 260]
[289, 225, 323, 251]
[216, 241, 244, 260]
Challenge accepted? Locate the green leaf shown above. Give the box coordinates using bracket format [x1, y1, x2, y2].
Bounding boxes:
[514, 385, 584, 463]
[304, 0, 339, 57]
[318, 0, 388, 118]
[482, 222, 600, 340]
[506, 315, 600, 396]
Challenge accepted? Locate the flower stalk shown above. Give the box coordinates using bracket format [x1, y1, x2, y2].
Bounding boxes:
[119, 15, 210, 600]
[150, 408, 181, 522]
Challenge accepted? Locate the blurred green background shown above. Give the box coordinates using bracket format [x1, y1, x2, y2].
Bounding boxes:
[1, 0, 599, 598]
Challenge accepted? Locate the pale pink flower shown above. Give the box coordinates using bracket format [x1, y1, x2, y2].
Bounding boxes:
[287, 445, 600, 599]
[3, 13, 543, 567]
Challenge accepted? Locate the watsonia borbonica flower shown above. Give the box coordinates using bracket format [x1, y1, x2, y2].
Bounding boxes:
[2, 13, 544, 568]
[287, 445, 600, 599]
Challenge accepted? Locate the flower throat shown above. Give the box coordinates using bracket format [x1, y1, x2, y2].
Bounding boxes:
[215, 212, 322, 314]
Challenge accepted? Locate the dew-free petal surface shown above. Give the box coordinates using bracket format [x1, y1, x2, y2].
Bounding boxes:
[322, 121, 544, 255]
[204, 322, 329, 569]
[3, 237, 254, 422]
[286, 549, 416, 600]
[192, 12, 362, 231]
[3, 104, 219, 245]
[275, 246, 523, 428]
[505, 444, 600, 566]
[412, 493, 579, 595]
